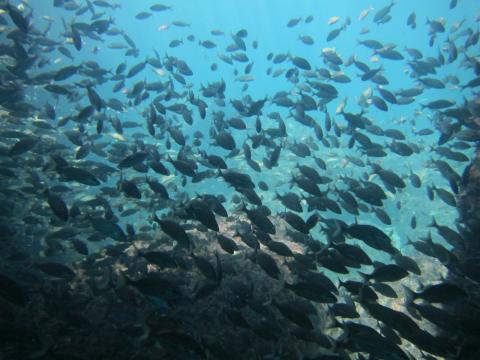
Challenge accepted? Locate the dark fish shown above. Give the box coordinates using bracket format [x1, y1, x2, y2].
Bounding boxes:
[187, 199, 219, 232]
[118, 152, 148, 169]
[461, 76, 480, 89]
[330, 301, 359, 318]
[146, 176, 169, 199]
[372, 207, 391, 225]
[350, 185, 384, 206]
[214, 131, 236, 150]
[393, 253, 421, 275]
[153, 215, 191, 249]
[341, 322, 410, 360]
[371, 96, 388, 111]
[403, 282, 467, 304]
[410, 214, 417, 229]
[407, 12, 416, 29]
[421, 99, 455, 109]
[280, 211, 308, 233]
[258, 181, 269, 191]
[375, 48, 404, 60]
[255, 251, 280, 279]
[429, 218, 464, 248]
[297, 164, 323, 183]
[360, 263, 409, 283]
[272, 299, 314, 329]
[119, 178, 141, 199]
[150, 4, 171, 11]
[276, 192, 302, 212]
[373, 1, 395, 24]
[291, 56, 311, 70]
[346, 224, 396, 254]
[340, 280, 378, 302]
[298, 35, 314, 45]
[293, 176, 322, 197]
[6, 4, 29, 32]
[241, 204, 276, 234]
[217, 234, 238, 254]
[139, 251, 177, 269]
[389, 141, 413, 156]
[127, 61, 147, 78]
[409, 169, 422, 187]
[287, 17, 302, 27]
[273, 53, 289, 64]
[235, 230, 259, 250]
[358, 39, 383, 49]
[333, 243, 372, 265]
[135, 11, 152, 19]
[219, 169, 255, 189]
[168, 157, 196, 177]
[327, 28, 342, 42]
[45, 189, 69, 222]
[285, 281, 337, 303]
[361, 66, 383, 81]
[53, 65, 79, 81]
[150, 160, 170, 175]
[371, 282, 398, 298]
[87, 86, 103, 111]
[35, 262, 75, 280]
[58, 166, 100, 186]
[9, 137, 39, 156]
[71, 239, 88, 255]
[191, 253, 217, 281]
[90, 217, 128, 242]
[418, 77, 445, 89]
[71, 25, 82, 50]
[266, 240, 294, 257]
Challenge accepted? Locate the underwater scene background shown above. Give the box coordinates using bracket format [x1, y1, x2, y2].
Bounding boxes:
[0, 0, 480, 359]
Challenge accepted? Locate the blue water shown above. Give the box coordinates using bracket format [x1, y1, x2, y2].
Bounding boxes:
[1, 0, 479, 357]
[17, 0, 476, 255]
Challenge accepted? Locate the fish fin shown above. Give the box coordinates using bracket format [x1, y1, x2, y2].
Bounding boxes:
[358, 272, 369, 284]
[428, 217, 438, 228]
[402, 285, 416, 307]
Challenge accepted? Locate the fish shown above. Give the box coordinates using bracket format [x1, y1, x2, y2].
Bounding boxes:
[6, 4, 30, 32]
[360, 263, 409, 283]
[45, 189, 69, 222]
[150, 3, 171, 11]
[255, 251, 280, 279]
[287, 17, 302, 27]
[118, 152, 148, 169]
[272, 299, 314, 329]
[403, 282, 468, 304]
[346, 224, 396, 254]
[35, 262, 75, 280]
[152, 215, 191, 249]
[407, 12, 416, 29]
[90, 217, 128, 242]
[0, 1, 477, 358]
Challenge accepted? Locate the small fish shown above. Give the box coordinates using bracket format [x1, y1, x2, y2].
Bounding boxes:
[358, 6, 373, 21]
[327, 16, 340, 25]
[287, 17, 302, 27]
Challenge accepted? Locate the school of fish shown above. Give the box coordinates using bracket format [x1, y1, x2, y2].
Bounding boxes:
[0, 0, 479, 359]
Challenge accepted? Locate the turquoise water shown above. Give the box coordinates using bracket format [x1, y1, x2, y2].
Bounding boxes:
[0, 0, 479, 359]
[25, 0, 474, 252]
